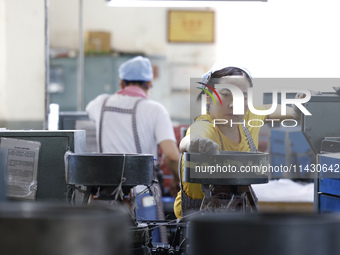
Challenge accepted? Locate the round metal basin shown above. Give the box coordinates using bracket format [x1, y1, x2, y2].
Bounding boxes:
[183, 151, 269, 185]
[0, 203, 130, 255]
[189, 213, 340, 255]
[66, 153, 154, 186]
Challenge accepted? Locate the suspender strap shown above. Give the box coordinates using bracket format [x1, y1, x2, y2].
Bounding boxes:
[99, 96, 110, 153]
[131, 99, 144, 153]
[241, 123, 257, 152]
[178, 153, 203, 217]
[99, 95, 144, 153]
[178, 153, 184, 190]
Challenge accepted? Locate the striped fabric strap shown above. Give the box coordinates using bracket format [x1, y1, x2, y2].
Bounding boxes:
[241, 121, 257, 152]
[99, 95, 144, 153]
[131, 99, 143, 153]
[99, 96, 110, 153]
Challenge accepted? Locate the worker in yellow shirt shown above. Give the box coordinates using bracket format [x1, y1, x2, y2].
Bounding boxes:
[174, 65, 296, 219]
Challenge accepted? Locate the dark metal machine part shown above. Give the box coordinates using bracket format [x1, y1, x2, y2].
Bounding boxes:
[301, 92, 340, 212]
[320, 137, 340, 153]
[181, 151, 269, 220]
[189, 213, 340, 255]
[183, 151, 269, 185]
[66, 153, 154, 186]
[0, 151, 6, 201]
[65, 153, 188, 255]
[302, 93, 340, 154]
[130, 223, 151, 255]
[0, 130, 86, 200]
[58, 111, 89, 130]
[0, 203, 130, 255]
[66, 153, 186, 255]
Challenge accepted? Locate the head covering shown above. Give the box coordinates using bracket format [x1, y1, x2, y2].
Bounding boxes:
[201, 61, 252, 84]
[118, 56, 153, 81]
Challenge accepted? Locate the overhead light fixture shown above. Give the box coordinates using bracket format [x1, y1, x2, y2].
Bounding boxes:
[106, 0, 267, 8]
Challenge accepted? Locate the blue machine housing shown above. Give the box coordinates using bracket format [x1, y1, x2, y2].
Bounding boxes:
[317, 153, 340, 213]
[270, 126, 314, 179]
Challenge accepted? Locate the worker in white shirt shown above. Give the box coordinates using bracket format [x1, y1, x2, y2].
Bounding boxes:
[86, 56, 180, 242]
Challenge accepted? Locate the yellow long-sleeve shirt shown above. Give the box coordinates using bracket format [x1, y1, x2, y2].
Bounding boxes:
[174, 109, 267, 219]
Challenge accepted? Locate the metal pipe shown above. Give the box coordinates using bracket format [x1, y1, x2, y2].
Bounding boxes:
[77, 0, 84, 111]
[44, 0, 50, 129]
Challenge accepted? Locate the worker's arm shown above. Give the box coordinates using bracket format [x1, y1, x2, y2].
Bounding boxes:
[159, 140, 180, 196]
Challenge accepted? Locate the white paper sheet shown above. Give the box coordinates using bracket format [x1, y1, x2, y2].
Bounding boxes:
[0, 138, 40, 200]
[252, 179, 314, 202]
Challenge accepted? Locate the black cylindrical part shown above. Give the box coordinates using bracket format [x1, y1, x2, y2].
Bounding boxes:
[189, 213, 340, 255]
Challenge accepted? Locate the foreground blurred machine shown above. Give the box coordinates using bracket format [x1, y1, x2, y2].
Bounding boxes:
[0, 203, 130, 255]
[188, 212, 340, 255]
[301, 87, 340, 213]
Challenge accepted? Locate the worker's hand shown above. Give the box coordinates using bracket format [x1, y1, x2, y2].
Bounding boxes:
[292, 90, 321, 119]
[187, 138, 219, 155]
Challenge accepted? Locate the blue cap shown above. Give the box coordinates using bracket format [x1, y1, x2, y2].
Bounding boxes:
[118, 56, 153, 82]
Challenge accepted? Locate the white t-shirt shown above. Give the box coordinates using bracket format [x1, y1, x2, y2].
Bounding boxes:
[86, 93, 176, 159]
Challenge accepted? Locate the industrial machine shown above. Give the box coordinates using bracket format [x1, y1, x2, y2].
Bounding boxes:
[65, 153, 154, 206]
[58, 111, 98, 152]
[65, 152, 185, 255]
[0, 150, 5, 201]
[182, 151, 269, 214]
[301, 88, 340, 212]
[64, 150, 269, 255]
[0, 130, 85, 201]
